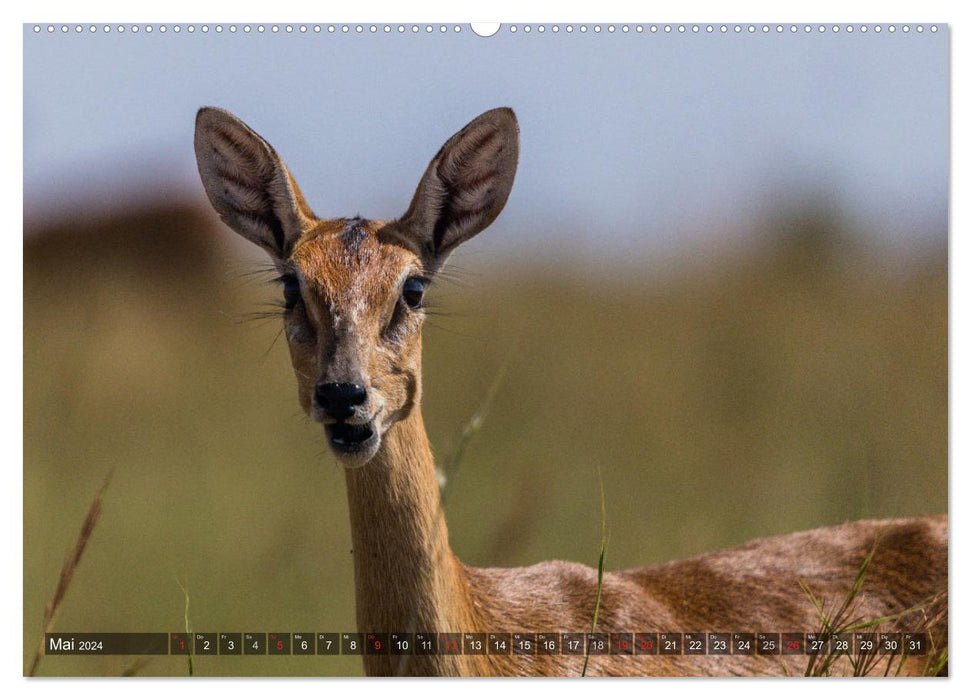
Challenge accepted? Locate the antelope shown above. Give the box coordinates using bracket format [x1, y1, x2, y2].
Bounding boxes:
[194, 106, 947, 676]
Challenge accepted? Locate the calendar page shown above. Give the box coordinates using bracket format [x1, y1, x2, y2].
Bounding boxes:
[23, 18, 948, 679]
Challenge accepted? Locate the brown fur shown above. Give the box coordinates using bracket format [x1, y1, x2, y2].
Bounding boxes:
[194, 107, 948, 677]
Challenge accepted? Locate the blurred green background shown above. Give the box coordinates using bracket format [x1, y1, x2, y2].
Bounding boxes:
[23, 203, 946, 676]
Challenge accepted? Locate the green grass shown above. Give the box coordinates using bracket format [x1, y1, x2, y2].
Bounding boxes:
[23, 206, 947, 676]
[581, 467, 607, 678]
[800, 545, 947, 677]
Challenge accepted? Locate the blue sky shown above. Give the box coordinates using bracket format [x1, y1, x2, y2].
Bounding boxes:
[23, 24, 947, 260]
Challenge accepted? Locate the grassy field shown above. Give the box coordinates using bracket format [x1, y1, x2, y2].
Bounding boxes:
[23, 205, 947, 676]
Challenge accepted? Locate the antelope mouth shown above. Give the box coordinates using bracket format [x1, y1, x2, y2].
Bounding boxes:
[326, 421, 375, 452]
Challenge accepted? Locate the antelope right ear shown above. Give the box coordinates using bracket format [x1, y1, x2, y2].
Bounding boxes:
[194, 107, 316, 261]
[398, 108, 519, 273]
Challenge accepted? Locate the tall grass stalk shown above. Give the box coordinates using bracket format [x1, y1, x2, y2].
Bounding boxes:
[28, 471, 112, 676]
[438, 357, 510, 505]
[177, 576, 194, 676]
[581, 466, 607, 678]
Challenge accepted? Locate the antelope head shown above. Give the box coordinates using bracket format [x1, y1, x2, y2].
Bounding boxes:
[194, 107, 519, 466]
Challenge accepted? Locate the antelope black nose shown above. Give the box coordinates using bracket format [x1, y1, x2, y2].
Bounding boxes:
[315, 382, 367, 420]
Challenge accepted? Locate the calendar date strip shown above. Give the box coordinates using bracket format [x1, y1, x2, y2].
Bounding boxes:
[45, 631, 928, 656]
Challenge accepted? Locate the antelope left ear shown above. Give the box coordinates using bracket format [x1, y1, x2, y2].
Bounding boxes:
[194, 107, 316, 262]
[398, 108, 519, 272]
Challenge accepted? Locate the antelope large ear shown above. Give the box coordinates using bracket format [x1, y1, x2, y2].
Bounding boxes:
[194, 107, 316, 261]
[398, 108, 519, 271]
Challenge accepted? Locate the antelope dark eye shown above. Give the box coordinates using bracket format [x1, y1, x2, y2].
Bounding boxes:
[282, 275, 301, 310]
[402, 277, 426, 309]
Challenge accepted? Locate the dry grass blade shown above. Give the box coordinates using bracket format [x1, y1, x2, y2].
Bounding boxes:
[845, 588, 947, 633]
[28, 471, 113, 676]
[438, 356, 511, 504]
[177, 576, 194, 676]
[920, 591, 949, 676]
[121, 658, 151, 676]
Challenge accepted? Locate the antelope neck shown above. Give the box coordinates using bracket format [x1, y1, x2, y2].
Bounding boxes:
[343, 409, 476, 637]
